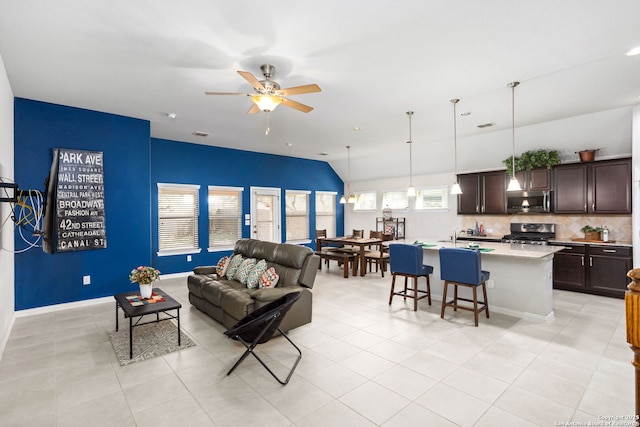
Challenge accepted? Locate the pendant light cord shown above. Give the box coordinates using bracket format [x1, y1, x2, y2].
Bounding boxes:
[509, 82, 520, 177]
[451, 99, 459, 174]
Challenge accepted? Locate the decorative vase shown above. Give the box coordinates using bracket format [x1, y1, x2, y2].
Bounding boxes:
[139, 283, 153, 299]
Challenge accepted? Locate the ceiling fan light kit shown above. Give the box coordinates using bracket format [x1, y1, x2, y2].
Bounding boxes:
[206, 64, 321, 134]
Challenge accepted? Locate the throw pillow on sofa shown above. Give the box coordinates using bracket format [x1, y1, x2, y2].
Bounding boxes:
[246, 259, 268, 289]
[236, 258, 257, 285]
[225, 254, 244, 280]
[259, 267, 280, 288]
[216, 256, 230, 277]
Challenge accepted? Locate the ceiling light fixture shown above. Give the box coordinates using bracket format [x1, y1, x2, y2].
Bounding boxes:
[251, 94, 283, 136]
[340, 145, 356, 204]
[406, 111, 416, 197]
[625, 46, 640, 56]
[507, 81, 522, 192]
[450, 99, 463, 195]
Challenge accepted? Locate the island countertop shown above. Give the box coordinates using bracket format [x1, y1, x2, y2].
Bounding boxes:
[403, 239, 565, 260]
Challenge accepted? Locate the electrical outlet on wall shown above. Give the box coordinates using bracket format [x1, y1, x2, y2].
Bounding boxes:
[83, 275, 91, 285]
[487, 279, 495, 288]
[187, 255, 192, 262]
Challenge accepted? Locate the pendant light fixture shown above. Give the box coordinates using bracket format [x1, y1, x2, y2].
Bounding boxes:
[450, 99, 463, 195]
[406, 111, 416, 197]
[506, 81, 522, 192]
[339, 145, 356, 204]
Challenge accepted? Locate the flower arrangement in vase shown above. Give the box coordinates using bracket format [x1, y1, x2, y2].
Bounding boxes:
[129, 266, 160, 299]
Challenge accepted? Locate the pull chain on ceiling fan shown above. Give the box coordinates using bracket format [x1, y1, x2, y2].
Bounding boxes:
[205, 64, 321, 134]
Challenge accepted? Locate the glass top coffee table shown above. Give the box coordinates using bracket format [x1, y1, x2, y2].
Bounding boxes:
[114, 287, 182, 359]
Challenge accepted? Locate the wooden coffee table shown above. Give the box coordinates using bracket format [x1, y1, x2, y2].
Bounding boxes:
[114, 288, 182, 359]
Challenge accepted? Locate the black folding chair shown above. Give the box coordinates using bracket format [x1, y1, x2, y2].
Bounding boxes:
[223, 292, 302, 385]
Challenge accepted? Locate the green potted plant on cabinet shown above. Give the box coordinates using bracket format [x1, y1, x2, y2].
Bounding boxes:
[580, 225, 603, 241]
[503, 149, 561, 176]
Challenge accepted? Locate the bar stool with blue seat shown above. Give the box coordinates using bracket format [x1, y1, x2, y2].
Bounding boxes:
[388, 243, 433, 311]
[439, 247, 490, 326]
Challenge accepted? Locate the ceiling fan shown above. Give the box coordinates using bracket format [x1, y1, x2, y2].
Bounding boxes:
[205, 64, 321, 115]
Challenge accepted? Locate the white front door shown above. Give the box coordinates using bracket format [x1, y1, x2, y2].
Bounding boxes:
[250, 187, 281, 243]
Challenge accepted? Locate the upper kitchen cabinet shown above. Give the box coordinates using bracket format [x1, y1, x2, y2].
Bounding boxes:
[553, 158, 631, 214]
[514, 168, 552, 191]
[457, 171, 507, 214]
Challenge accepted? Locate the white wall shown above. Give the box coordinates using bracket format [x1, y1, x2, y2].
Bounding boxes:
[0, 52, 15, 357]
[347, 106, 635, 244]
[345, 172, 460, 242]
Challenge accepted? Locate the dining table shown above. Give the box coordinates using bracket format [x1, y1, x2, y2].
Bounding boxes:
[317, 236, 383, 276]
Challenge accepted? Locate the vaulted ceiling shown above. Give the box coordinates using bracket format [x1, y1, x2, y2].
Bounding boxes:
[1, 0, 639, 181]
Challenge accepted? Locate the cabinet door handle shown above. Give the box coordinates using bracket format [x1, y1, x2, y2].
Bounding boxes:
[590, 257, 593, 267]
[603, 249, 617, 253]
[581, 256, 584, 266]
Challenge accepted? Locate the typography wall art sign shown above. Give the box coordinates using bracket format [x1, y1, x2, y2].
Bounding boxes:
[55, 148, 107, 252]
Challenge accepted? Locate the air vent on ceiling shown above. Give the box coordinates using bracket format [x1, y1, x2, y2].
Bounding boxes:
[192, 131, 209, 137]
[476, 122, 496, 129]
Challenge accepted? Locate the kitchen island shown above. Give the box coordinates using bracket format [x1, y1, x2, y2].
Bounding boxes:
[408, 240, 565, 322]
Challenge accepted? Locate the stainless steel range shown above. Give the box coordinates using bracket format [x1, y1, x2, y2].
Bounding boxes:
[501, 223, 556, 245]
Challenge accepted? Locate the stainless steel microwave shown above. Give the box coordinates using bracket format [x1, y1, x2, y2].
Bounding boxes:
[506, 191, 553, 214]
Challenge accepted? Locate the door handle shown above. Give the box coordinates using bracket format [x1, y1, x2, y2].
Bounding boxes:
[603, 249, 617, 253]
[590, 257, 593, 267]
[581, 256, 584, 266]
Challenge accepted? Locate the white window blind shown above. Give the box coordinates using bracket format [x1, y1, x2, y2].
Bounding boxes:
[415, 186, 449, 210]
[382, 191, 408, 210]
[315, 191, 336, 237]
[158, 183, 200, 253]
[353, 191, 377, 211]
[285, 190, 310, 241]
[208, 186, 243, 249]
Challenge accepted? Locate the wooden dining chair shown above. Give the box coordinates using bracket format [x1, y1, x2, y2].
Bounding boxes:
[364, 230, 390, 276]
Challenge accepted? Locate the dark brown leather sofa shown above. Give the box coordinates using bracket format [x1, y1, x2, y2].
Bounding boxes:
[187, 239, 320, 332]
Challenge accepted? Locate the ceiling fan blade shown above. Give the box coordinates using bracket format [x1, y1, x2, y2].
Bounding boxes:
[281, 98, 313, 113]
[205, 91, 252, 96]
[278, 84, 321, 96]
[247, 104, 260, 114]
[237, 70, 265, 91]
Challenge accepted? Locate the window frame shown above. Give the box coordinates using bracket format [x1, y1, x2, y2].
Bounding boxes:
[285, 189, 311, 244]
[157, 183, 201, 256]
[315, 191, 337, 238]
[414, 185, 450, 211]
[352, 190, 378, 211]
[381, 190, 409, 211]
[207, 185, 244, 252]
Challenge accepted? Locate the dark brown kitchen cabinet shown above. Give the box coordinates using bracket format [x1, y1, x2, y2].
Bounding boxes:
[457, 171, 507, 214]
[552, 245, 586, 291]
[587, 245, 632, 298]
[553, 158, 631, 214]
[514, 167, 552, 191]
[552, 243, 631, 299]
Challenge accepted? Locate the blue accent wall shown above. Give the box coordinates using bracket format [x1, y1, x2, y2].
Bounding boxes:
[14, 98, 151, 310]
[151, 138, 344, 274]
[13, 98, 343, 310]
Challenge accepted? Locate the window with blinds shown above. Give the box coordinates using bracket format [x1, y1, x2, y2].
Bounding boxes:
[157, 183, 200, 254]
[382, 190, 409, 210]
[415, 186, 449, 210]
[315, 191, 336, 237]
[353, 191, 377, 210]
[285, 190, 310, 242]
[208, 186, 243, 249]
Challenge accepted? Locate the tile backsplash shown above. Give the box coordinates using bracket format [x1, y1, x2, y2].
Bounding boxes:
[461, 214, 632, 243]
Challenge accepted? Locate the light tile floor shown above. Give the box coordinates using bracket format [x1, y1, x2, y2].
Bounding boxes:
[0, 268, 635, 426]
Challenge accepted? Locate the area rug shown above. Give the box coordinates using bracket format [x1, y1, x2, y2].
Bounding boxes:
[107, 320, 196, 366]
